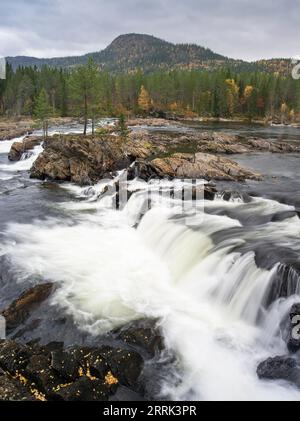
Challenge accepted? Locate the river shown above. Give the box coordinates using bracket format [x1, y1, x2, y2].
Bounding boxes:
[0, 121, 299, 401]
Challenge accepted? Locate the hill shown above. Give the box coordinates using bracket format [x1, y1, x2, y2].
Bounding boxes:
[6, 33, 292, 75]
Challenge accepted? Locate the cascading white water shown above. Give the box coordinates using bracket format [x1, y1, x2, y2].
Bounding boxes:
[3, 175, 300, 401]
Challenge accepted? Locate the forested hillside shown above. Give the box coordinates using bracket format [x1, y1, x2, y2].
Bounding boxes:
[6, 34, 293, 75]
[0, 59, 299, 123]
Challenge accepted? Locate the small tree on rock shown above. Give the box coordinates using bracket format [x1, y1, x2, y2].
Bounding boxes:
[118, 113, 130, 140]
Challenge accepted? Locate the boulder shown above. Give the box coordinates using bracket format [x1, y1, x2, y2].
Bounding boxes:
[50, 350, 80, 382]
[257, 356, 300, 387]
[8, 136, 42, 161]
[1, 283, 54, 333]
[287, 303, 300, 353]
[98, 347, 144, 389]
[8, 142, 24, 161]
[116, 319, 164, 357]
[30, 135, 131, 185]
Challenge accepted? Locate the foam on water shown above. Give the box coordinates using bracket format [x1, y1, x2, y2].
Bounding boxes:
[3, 188, 300, 400]
[1, 122, 300, 400]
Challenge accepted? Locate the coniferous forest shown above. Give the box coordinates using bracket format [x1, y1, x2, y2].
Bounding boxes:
[0, 59, 299, 124]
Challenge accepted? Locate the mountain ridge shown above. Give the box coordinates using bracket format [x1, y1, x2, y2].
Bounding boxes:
[6, 33, 292, 74]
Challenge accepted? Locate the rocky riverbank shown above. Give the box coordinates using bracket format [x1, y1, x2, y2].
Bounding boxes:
[0, 117, 78, 142]
[0, 283, 164, 401]
[28, 130, 275, 185]
[0, 120, 33, 141]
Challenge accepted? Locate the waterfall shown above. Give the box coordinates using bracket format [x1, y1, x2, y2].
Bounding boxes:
[2, 163, 300, 400]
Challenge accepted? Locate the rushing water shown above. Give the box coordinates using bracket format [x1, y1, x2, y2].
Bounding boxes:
[0, 121, 300, 401]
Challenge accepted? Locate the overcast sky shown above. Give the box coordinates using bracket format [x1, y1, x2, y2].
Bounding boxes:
[0, 0, 298, 61]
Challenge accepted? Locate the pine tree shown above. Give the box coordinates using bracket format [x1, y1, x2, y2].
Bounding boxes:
[69, 58, 101, 135]
[34, 89, 51, 139]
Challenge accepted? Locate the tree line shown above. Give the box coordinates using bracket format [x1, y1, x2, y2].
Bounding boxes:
[1, 59, 299, 131]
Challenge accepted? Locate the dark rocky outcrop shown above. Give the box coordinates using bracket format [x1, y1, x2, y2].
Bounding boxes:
[287, 303, 300, 353]
[115, 319, 164, 358]
[50, 376, 111, 401]
[129, 129, 300, 155]
[0, 286, 164, 401]
[135, 153, 261, 182]
[257, 356, 300, 388]
[8, 136, 42, 161]
[220, 190, 252, 203]
[30, 135, 132, 185]
[1, 283, 54, 333]
[29, 129, 300, 185]
[0, 340, 144, 401]
[0, 371, 36, 401]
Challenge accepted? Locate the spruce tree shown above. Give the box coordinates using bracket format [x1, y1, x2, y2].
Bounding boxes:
[118, 113, 129, 139]
[34, 89, 51, 139]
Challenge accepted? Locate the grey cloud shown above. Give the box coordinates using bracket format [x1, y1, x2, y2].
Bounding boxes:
[0, 0, 299, 61]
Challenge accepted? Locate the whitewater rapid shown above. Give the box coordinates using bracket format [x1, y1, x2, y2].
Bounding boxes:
[2, 180, 300, 400]
[0, 125, 300, 401]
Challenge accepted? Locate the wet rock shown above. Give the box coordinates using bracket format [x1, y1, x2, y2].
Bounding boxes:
[0, 335, 148, 401]
[202, 184, 217, 201]
[50, 350, 80, 382]
[12, 319, 42, 341]
[287, 303, 300, 353]
[116, 319, 164, 357]
[257, 356, 300, 387]
[0, 374, 36, 401]
[44, 342, 64, 352]
[221, 190, 252, 203]
[110, 385, 146, 401]
[1, 283, 54, 332]
[8, 142, 24, 161]
[50, 376, 109, 401]
[8, 136, 42, 161]
[99, 347, 144, 389]
[88, 350, 111, 380]
[69, 345, 143, 390]
[0, 340, 30, 374]
[23, 353, 61, 396]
